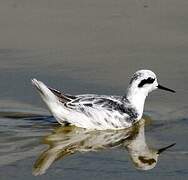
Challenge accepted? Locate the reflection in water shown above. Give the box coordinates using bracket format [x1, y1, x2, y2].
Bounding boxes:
[33, 118, 175, 175]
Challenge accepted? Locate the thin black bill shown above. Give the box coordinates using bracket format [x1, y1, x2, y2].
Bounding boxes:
[157, 143, 176, 154]
[157, 84, 176, 93]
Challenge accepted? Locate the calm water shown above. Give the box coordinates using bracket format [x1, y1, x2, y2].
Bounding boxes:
[0, 1, 188, 179]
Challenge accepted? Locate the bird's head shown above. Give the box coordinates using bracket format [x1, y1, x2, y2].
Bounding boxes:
[129, 70, 175, 96]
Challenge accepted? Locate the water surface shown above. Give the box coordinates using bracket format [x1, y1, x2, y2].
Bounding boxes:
[0, 0, 188, 179]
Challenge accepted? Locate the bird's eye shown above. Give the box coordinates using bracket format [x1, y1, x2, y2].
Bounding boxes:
[138, 77, 155, 87]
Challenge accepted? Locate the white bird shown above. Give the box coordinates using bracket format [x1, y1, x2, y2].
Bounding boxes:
[32, 70, 175, 130]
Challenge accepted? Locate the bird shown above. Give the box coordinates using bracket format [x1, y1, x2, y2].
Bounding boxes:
[32, 69, 175, 130]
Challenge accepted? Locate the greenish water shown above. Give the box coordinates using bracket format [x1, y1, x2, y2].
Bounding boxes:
[0, 1, 188, 179]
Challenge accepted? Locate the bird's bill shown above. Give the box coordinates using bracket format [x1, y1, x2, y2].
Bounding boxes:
[157, 84, 176, 93]
[157, 143, 176, 154]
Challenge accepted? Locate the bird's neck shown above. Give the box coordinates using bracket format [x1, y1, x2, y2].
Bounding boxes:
[126, 87, 148, 117]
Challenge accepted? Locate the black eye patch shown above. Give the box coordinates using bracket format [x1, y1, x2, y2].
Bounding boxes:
[138, 77, 155, 87]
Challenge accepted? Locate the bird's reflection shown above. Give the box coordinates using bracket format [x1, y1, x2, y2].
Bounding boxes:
[33, 118, 175, 175]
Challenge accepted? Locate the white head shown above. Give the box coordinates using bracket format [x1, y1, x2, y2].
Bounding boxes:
[126, 70, 175, 116]
[128, 69, 175, 97]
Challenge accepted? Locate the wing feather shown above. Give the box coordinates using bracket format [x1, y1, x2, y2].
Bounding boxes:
[48, 87, 138, 121]
[66, 96, 127, 114]
[49, 87, 76, 103]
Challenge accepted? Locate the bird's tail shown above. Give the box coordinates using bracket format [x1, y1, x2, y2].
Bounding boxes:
[31, 79, 69, 124]
[32, 79, 58, 104]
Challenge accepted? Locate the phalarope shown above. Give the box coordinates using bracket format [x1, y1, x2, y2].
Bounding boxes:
[32, 70, 175, 130]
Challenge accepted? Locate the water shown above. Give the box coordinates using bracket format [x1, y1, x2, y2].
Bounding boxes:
[0, 0, 188, 179]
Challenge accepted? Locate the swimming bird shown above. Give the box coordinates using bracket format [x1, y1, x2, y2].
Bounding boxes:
[32, 70, 175, 130]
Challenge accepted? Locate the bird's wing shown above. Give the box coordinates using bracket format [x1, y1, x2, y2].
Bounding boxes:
[48, 87, 138, 123]
[48, 87, 134, 116]
[49, 87, 77, 103]
[66, 95, 128, 113]
[49, 87, 123, 110]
